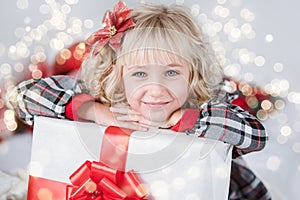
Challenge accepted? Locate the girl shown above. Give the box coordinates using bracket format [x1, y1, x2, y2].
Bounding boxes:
[8, 1, 271, 199]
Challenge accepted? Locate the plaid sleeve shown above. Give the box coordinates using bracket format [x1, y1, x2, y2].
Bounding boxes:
[7, 75, 89, 126]
[187, 82, 268, 157]
[229, 157, 271, 200]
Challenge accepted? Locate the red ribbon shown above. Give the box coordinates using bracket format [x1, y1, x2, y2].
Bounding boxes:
[66, 126, 148, 200]
[66, 161, 147, 200]
[100, 126, 134, 171]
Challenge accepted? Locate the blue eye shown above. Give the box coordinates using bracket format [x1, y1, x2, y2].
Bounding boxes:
[166, 70, 178, 77]
[133, 72, 146, 77]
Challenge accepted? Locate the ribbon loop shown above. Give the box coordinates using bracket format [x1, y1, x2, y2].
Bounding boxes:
[67, 161, 148, 200]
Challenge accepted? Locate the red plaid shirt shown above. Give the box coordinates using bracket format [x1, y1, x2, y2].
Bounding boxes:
[8, 75, 271, 199]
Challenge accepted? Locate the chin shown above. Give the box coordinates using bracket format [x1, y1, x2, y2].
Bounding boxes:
[143, 110, 170, 122]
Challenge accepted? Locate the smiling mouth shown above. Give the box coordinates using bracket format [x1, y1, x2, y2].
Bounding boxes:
[142, 101, 170, 108]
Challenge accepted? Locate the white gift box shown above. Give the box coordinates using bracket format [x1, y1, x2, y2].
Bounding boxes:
[28, 116, 232, 200]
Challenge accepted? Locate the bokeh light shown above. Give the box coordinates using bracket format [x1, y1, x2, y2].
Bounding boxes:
[266, 156, 281, 171]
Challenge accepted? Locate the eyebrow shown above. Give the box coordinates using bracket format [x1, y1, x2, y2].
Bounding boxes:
[128, 63, 183, 68]
[167, 63, 184, 67]
[128, 63, 184, 69]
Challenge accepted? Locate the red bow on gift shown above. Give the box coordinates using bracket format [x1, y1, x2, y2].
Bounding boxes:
[85, 1, 135, 54]
[66, 161, 148, 200]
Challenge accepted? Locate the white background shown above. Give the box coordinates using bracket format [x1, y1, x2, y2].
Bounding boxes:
[1, 0, 300, 199]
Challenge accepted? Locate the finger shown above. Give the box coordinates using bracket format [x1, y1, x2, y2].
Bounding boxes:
[137, 118, 166, 128]
[110, 106, 140, 115]
[117, 121, 149, 132]
[116, 114, 141, 122]
[109, 106, 127, 114]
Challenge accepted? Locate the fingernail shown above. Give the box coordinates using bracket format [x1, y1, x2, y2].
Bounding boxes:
[141, 127, 148, 132]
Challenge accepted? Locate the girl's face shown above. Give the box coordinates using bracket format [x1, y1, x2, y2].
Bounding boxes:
[122, 56, 190, 122]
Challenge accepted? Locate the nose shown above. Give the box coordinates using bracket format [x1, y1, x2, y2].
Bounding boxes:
[147, 84, 167, 97]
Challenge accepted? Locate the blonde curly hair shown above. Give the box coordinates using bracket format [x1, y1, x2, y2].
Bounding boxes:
[80, 3, 222, 107]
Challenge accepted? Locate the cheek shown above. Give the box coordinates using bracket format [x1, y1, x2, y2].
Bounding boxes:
[167, 79, 190, 104]
[123, 79, 143, 106]
[123, 76, 134, 100]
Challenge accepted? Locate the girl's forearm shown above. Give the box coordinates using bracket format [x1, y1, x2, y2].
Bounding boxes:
[7, 75, 87, 125]
[194, 102, 268, 156]
[77, 101, 114, 126]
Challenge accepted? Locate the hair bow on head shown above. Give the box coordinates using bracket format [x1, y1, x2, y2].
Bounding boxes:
[85, 1, 135, 54]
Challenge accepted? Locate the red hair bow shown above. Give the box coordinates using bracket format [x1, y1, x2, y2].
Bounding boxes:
[85, 1, 135, 54]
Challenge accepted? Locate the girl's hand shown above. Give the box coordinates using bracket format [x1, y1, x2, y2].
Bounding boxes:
[110, 103, 162, 129]
[77, 101, 148, 131]
[110, 104, 184, 130]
